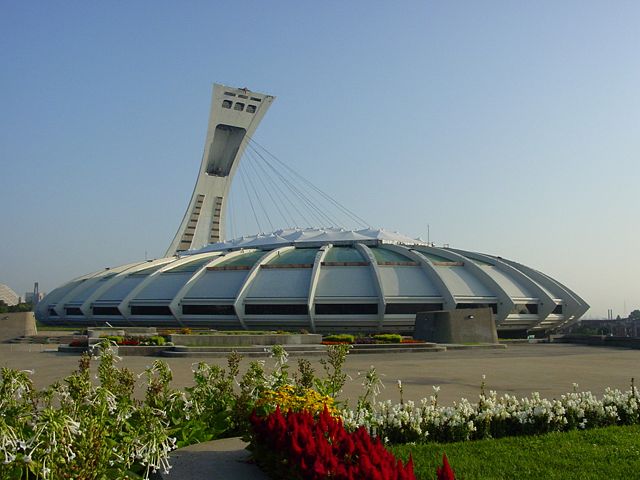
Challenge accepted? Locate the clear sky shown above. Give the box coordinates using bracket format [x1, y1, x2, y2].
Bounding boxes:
[1, 1, 638, 318]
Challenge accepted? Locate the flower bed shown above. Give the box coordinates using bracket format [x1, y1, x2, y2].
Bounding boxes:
[4, 343, 640, 479]
[101, 334, 167, 346]
[249, 406, 416, 480]
[322, 333, 419, 345]
[256, 384, 338, 417]
[342, 381, 640, 444]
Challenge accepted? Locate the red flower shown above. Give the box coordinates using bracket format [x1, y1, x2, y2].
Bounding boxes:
[249, 405, 416, 480]
[437, 453, 456, 480]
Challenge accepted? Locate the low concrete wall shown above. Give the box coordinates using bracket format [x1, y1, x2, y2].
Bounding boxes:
[0, 312, 37, 342]
[116, 345, 170, 356]
[87, 327, 159, 345]
[414, 308, 498, 344]
[169, 333, 322, 347]
[87, 327, 157, 338]
[58, 344, 169, 356]
[557, 334, 640, 349]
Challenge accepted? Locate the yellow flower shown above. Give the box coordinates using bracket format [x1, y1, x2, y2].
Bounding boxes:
[257, 385, 338, 417]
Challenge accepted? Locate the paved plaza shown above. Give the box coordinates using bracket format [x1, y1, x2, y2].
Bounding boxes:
[1, 343, 639, 404]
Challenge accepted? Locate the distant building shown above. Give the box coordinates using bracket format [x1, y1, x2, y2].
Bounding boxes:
[0, 284, 20, 306]
[25, 291, 45, 304]
[566, 317, 640, 337]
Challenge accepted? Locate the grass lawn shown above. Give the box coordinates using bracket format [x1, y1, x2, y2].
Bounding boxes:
[391, 425, 640, 479]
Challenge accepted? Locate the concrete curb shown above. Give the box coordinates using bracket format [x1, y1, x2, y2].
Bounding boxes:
[441, 343, 507, 350]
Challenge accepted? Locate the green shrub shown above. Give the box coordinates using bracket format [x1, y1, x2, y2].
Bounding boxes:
[149, 335, 166, 346]
[103, 335, 124, 344]
[373, 333, 402, 343]
[323, 334, 355, 343]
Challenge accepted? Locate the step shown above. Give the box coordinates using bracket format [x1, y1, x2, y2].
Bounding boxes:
[350, 342, 438, 350]
[162, 347, 329, 358]
[348, 345, 446, 354]
[8, 335, 67, 344]
[170, 344, 327, 353]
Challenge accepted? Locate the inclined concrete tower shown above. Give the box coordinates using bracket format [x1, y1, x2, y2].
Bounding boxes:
[166, 84, 275, 255]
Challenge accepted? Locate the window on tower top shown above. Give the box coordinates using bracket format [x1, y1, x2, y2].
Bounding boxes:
[222, 100, 232, 109]
[246, 104, 256, 113]
[234, 102, 245, 111]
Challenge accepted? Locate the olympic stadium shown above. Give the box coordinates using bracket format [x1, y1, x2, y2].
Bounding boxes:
[36, 84, 589, 334]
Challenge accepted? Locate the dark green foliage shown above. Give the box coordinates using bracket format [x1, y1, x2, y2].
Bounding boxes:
[148, 335, 166, 346]
[372, 333, 402, 343]
[103, 335, 124, 344]
[0, 301, 33, 313]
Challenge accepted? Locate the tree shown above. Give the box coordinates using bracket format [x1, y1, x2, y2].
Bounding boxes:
[629, 310, 640, 321]
[0, 301, 33, 313]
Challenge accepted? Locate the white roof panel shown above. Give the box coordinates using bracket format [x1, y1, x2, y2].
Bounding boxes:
[436, 266, 495, 298]
[379, 266, 440, 297]
[315, 267, 377, 298]
[184, 270, 249, 299]
[246, 269, 311, 299]
[96, 277, 146, 302]
[483, 266, 534, 298]
[134, 273, 192, 301]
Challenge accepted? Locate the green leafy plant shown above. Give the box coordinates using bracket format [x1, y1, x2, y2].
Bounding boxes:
[315, 344, 351, 399]
[0, 341, 177, 479]
[372, 333, 402, 343]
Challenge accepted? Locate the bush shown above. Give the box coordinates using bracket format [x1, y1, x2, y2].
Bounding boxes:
[149, 335, 166, 346]
[0, 344, 177, 479]
[103, 335, 124, 344]
[323, 334, 355, 344]
[373, 334, 402, 343]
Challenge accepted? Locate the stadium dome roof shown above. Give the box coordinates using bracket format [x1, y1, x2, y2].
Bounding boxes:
[35, 227, 588, 333]
[0, 284, 20, 307]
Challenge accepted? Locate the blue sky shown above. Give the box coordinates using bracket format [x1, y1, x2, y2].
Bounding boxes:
[1, 1, 638, 318]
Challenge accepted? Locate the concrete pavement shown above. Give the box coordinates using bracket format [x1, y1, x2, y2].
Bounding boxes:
[157, 437, 268, 480]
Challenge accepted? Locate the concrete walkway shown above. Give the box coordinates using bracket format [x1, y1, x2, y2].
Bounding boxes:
[158, 437, 268, 480]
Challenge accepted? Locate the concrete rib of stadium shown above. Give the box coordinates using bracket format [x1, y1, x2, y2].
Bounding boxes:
[36, 84, 589, 335]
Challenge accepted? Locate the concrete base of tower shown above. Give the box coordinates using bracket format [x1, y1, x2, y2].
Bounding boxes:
[414, 308, 498, 344]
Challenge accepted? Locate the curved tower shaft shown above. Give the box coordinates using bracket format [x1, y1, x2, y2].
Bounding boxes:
[166, 84, 275, 255]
